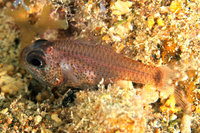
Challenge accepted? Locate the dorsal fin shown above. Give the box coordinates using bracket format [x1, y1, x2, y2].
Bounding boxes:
[74, 36, 102, 46]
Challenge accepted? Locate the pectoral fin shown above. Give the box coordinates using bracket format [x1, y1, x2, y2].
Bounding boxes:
[60, 61, 79, 84]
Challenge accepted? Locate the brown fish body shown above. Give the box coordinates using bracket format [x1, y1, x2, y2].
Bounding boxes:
[21, 38, 164, 87]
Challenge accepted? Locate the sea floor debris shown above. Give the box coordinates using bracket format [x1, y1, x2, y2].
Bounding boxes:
[0, 0, 199, 132]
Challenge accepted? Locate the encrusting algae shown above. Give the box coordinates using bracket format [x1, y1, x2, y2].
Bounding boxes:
[0, 0, 199, 132]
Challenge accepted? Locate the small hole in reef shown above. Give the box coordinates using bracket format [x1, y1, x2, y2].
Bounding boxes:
[14, 38, 20, 47]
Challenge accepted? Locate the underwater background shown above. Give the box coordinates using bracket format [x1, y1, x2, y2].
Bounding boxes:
[0, 0, 199, 132]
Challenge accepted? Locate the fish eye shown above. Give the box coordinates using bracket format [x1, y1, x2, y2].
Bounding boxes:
[26, 50, 46, 68]
[34, 39, 48, 47]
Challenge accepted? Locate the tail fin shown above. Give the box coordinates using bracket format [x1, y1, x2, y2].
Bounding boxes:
[157, 66, 174, 88]
[158, 65, 192, 115]
[174, 85, 192, 115]
[156, 66, 175, 99]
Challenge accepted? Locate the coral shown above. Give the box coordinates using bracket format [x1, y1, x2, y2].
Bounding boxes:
[0, 64, 28, 95]
[0, 8, 19, 64]
[110, 0, 133, 15]
[160, 95, 181, 113]
[6, 2, 68, 54]
[169, 1, 181, 14]
[65, 85, 147, 133]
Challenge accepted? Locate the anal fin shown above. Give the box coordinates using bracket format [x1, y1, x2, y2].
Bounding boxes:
[174, 85, 192, 115]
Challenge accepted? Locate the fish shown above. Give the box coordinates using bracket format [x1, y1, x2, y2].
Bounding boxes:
[20, 38, 191, 113]
[21, 38, 168, 87]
